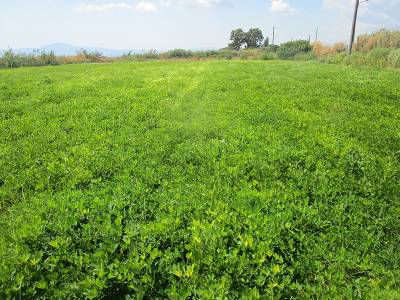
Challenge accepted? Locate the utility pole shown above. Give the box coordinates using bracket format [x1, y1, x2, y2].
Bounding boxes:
[315, 27, 319, 42]
[272, 26, 275, 45]
[349, 0, 360, 54]
[349, 0, 368, 55]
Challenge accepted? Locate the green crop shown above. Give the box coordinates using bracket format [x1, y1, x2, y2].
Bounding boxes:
[0, 60, 399, 298]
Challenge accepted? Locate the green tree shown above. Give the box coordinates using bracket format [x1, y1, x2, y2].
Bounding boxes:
[229, 29, 246, 50]
[245, 28, 264, 48]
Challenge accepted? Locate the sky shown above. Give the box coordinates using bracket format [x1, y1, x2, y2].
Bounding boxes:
[0, 0, 399, 50]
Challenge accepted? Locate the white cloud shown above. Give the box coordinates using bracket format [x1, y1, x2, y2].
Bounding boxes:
[74, 1, 159, 13]
[74, 3, 135, 12]
[74, 0, 225, 13]
[160, 0, 225, 8]
[323, 0, 353, 11]
[323, 0, 400, 25]
[136, 1, 159, 12]
[270, 0, 299, 14]
[323, 0, 400, 39]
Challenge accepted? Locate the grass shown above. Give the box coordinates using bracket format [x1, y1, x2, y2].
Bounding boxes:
[0, 60, 399, 298]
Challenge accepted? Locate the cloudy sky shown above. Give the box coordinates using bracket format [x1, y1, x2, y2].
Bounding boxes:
[1, 0, 399, 50]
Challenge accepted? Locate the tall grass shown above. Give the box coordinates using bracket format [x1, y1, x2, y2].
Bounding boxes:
[354, 29, 400, 52]
[0, 49, 58, 68]
[313, 42, 347, 57]
[0, 49, 106, 68]
[314, 29, 400, 69]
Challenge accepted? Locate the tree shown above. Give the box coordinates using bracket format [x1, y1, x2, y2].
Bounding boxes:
[245, 28, 264, 48]
[229, 29, 246, 50]
[228, 28, 265, 50]
[263, 37, 270, 48]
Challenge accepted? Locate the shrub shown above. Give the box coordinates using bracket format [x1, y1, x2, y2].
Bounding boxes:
[239, 52, 248, 60]
[366, 48, 391, 68]
[192, 50, 222, 59]
[141, 50, 160, 59]
[294, 52, 316, 61]
[78, 50, 104, 62]
[0, 49, 59, 68]
[343, 51, 367, 66]
[264, 45, 279, 52]
[38, 51, 58, 66]
[205, 50, 220, 57]
[277, 40, 312, 59]
[219, 50, 239, 59]
[0, 49, 20, 68]
[120, 50, 160, 61]
[261, 51, 277, 60]
[165, 49, 192, 58]
[319, 52, 346, 64]
[238, 49, 263, 60]
[388, 49, 400, 68]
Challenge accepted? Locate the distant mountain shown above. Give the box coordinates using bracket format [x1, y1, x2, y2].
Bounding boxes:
[9, 43, 145, 57]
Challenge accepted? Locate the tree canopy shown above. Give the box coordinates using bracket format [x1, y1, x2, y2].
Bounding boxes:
[229, 29, 247, 50]
[246, 28, 264, 48]
[228, 28, 265, 50]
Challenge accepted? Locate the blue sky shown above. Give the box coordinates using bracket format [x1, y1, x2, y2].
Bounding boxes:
[1, 0, 399, 50]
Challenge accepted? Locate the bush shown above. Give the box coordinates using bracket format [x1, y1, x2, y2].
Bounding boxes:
[204, 50, 220, 57]
[388, 49, 400, 68]
[121, 50, 160, 60]
[192, 50, 224, 59]
[221, 51, 236, 60]
[261, 51, 277, 60]
[239, 52, 248, 60]
[140, 50, 160, 59]
[294, 52, 316, 61]
[238, 49, 261, 60]
[0, 49, 20, 68]
[0, 49, 59, 68]
[38, 51, 58, 66]
[366, 48, 391, 67]
[78, 50, 104, 63]
[264, 45, 279, 52]
[319, 52, 346, 64]
[165, 49, 192, 58]
[343, 51, 367, 66]
[277, 40, 312, 59]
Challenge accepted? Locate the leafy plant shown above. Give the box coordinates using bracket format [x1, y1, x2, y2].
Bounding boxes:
[0, 60, 399, 298]
[277, 40, 312, 59]
[165, 49, 192, 58]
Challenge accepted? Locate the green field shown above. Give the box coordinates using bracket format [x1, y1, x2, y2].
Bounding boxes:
[1, 60, 399, 298]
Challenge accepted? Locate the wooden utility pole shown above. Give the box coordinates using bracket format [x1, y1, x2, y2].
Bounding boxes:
[272, 26, 275, 45]
[349, 0, 360, 54]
